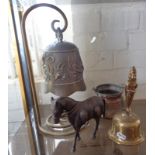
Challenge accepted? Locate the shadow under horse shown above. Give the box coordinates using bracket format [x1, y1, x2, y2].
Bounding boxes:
[53, 96, 105, 152]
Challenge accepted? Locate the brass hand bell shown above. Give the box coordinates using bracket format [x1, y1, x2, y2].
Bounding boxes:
[108, 66, 144, 145]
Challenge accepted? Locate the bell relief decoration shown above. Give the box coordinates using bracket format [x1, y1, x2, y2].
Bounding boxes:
[42, 42, 86, 96]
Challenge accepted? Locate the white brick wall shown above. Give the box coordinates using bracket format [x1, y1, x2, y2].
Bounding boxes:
[139, 10, 146, 30]
[70, 2, 146, 100]
[72, 8, 101, 35]
[101, 8, 140, 31]
[82, 51, 113, 71]
[129, 31, 146, 50]
[33, 2, 146, 101]
[101, 32, 128, 50]
[113, 50, 146, 68]
[73, 34, 103, 52]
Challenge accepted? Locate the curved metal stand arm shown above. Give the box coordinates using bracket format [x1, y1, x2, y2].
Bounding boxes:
[21, 3, 68, 53]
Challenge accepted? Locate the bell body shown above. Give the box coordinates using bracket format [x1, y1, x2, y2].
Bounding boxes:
[42, 41, 86, 97]
[108, 110, 144, 145]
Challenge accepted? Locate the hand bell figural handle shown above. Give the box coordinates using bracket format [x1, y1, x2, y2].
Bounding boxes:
[125, 66, 137, 112]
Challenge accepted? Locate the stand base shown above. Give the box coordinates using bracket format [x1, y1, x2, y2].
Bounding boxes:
[43, 113, 75, 136]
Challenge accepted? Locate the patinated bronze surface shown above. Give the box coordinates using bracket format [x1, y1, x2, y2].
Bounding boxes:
[42, 41, 86, 97]
[53, 96, 105, 152]
[41, 4, 86, 97]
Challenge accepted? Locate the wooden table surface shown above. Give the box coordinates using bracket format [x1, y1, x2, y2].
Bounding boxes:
[9, 100, 146, 155]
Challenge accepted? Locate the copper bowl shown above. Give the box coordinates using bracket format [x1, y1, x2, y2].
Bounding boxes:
[94, 84, 123, 119]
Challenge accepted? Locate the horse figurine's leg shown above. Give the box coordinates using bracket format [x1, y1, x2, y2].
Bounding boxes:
[93, 118, 100, 139]
[73, 128, 80, 152]
[77, 132, 81, 141]
[72, 126, 81, 141]
[92, 105, 102, 139]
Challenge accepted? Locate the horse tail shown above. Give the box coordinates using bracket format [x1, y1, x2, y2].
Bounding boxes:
[100, 97, 106, 118]
[103, 99, 106, 117]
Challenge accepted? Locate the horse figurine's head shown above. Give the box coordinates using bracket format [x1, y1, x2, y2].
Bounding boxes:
[53, 99, 64, 124]
[53, 97, 76, 124]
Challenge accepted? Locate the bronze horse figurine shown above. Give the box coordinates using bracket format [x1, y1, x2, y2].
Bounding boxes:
[53, 96, 105, 152]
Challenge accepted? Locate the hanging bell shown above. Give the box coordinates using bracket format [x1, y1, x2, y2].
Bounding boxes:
[108, 66, 144, 145]
[42, 16, 86, 97]
[20, 3, 86, 136]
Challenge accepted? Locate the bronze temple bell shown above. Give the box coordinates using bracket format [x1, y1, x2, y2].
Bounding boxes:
[42, 9, 86, 97]
[22, 3, 86, 97]
[108, 66, 144, 145]
[42, 28, 86, 97]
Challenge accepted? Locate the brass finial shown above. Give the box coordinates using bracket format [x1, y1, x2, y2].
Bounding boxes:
[125, 66, 137, 112]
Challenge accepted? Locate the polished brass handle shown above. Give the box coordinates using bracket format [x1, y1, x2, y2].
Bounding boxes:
[125, 66, 137, 112]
